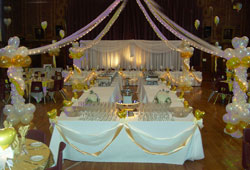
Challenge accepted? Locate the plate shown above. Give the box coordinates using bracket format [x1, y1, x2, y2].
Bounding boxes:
[30, 142, 43, 147]
[30, 155, 44, 162]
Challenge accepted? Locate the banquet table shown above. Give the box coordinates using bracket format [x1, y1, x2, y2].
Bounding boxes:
[156, 71, 202, 86]
[73, 77, 122, 106]
[138, 81, 184, 107]
[11, 139, 54, 170]
[50, 117, 204, 165]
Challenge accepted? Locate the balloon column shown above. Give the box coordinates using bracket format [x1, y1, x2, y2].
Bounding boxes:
[0, 36, 36, 126]
[178, 41, 194, 91]
[223, 36, 250, 138]
[48, 40, 60, 68]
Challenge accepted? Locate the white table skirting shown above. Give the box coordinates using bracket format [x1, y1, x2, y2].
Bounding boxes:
[50, 120, 204, 165]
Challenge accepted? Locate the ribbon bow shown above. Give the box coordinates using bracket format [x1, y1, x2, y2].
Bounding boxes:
[0, 147, 14, 170]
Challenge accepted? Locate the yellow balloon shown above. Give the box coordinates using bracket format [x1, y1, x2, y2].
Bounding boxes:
[214, 16, 220, 26]
[241, 56, 250, 68]
[194, 19, 200, 30]
[181, 52, 192, 59]
[59, 30, 65, 39]
[194, 109, 205, 120]
[238, 121, 248, 132]
[184, 100, 189, 108]
[47, 109, 57, 119]
[225, 123, 237, 134]
[41, 21, 47, 31]
[226, 57, 241, 70]
[0, 127, 16, 150]
[73, 92, 78, 99]
[12, 55, 24, 67]
[117, 109, 127, 119]
[22, 56, 32, 67]
[63, 100, 73, 107]
[0, 56, 11, 68]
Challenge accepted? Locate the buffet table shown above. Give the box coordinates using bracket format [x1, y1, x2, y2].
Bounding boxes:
[50, 119, 204, 165]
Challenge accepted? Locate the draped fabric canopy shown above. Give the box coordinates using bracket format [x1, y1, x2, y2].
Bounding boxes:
[74, 40, 182, 70]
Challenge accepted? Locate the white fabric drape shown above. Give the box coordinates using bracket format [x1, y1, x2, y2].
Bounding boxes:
[77, 40, 182, 70]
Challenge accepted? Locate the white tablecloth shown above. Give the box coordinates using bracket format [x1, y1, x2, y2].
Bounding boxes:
[156, 71, 202, 86]
[50, 120, 204, 165]
[73, 77, 122, 105]
[139, 82, 183, 107]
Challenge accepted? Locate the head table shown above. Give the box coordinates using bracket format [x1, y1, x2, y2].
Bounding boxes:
[49, 74, 204, 165]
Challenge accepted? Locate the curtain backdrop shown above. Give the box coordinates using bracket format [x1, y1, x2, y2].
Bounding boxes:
[73, 40, 182, 70]
[66, 0, 202, 66]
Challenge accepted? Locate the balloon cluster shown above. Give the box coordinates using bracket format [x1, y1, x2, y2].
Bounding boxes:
[0, 36, 31, 68]
[223, 36, 250, 138]
[233, 2, 242, 12]
[179, 42, 194, 90]
[194, 109, 205, 120]
[1, 36, 36, 126]
[69, 42, 83, 59]
[3, 103, 35, 126]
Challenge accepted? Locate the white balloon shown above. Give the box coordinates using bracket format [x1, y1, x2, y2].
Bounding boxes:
[25, 103, 36, 114]
[6, 113, 20, 126]
[16, 46, 28, 56]
[3, 105, 14, 116]
[224, 48, 235, 59]
[4, 45, 16, 57]
[20, 113, 33, 125]
[14, 104, 25, 116]
[8, 36, 20, 49]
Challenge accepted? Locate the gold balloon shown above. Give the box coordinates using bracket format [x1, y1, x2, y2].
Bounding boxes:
[241, 56, 250, 68]
[170, 85, 176, 91]
[194, 109, 205, 120]
[47, 109, 57, 119]
[225, 123, 237, 134]
[12, 55, 25, 67]
[22, 56, 32, 67]
[117, 109, 127, 119]
[0, 56, 11, 68]
[84, 85, 89, 90]
[184, 100, 189, 108]
[63, 100, 73, 107]
[238, 121, 249, 132]
[181, 52, 192, 59]
[73, 92, 78, 99]
[179, 91, 184, 99]
[226, 57, 241, 70]
[0, 127, 16, 150]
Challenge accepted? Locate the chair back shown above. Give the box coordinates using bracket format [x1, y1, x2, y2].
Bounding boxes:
[46, 142, 66, 170]
[31, 82, 43, 93]
[216, 81, 232, 94]
[242, 128, 250, 169]
[26, 129, 46, 144]
[53, 80, 62, 91]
